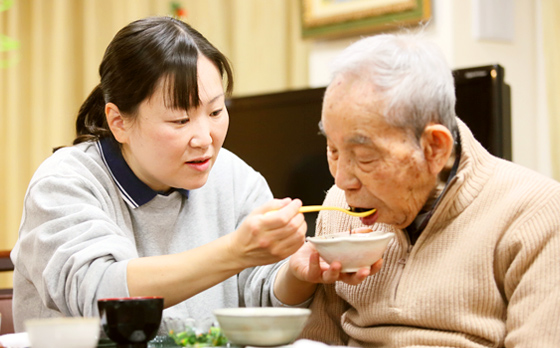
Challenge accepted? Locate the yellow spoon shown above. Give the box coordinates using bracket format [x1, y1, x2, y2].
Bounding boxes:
[299, 205, 376, 218]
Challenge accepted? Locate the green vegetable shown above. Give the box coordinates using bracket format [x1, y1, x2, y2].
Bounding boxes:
[169, 326, 229, 347]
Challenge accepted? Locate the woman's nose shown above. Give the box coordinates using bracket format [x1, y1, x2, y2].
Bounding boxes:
[189, 119, 213, 148]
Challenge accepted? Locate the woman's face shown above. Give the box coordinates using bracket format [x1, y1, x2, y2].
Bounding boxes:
[116, 55, 229, 192]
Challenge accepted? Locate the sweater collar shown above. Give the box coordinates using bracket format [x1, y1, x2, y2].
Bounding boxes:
[427, 119, 497, 228]
[97, 137, 188, 208]
[405, 129, 462, 242]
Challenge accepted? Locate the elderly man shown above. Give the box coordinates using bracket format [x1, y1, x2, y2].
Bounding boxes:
[283, 33, 560, 347]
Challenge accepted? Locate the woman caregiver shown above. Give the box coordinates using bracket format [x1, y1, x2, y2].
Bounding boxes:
[10, 16, 310, 331]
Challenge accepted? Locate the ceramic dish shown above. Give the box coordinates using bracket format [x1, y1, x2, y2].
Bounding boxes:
[213, 307, 311, 347]
[25, 317, 100, 348]
[307, 231, 395, 272]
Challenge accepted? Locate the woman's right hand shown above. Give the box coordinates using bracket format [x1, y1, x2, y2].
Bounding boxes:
[226, 198, 307, 269]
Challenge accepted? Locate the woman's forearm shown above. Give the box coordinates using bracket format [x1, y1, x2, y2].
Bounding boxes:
[127, 199, 307, 308]
[126, 233, 245, 307]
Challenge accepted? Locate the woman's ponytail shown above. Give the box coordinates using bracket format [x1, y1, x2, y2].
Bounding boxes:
[73, 84, 112, 145]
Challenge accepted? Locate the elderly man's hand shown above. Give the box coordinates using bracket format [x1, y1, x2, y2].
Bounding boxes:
[289, 228, 384, 285]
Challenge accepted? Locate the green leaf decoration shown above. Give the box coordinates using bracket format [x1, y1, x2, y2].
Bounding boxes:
[0, 0, 20, 68]
[0, 0, 14, 12]
[0, 54, 19, 69]
[0, 34, 19, 51]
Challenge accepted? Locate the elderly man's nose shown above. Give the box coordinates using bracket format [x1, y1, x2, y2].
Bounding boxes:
[335, 159, 360, 190]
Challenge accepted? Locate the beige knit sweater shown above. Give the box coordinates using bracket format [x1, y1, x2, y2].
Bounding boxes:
[300, 122, 560, 347]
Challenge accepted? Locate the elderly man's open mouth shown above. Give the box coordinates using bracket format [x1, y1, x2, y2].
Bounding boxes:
[349, 207, 373, 213]
[350, 206, 379, 225]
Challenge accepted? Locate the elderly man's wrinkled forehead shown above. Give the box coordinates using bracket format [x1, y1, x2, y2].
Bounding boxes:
[318, 119, 375, 147]
[324, 73, 387, 116]
[320, 73, 393, 140]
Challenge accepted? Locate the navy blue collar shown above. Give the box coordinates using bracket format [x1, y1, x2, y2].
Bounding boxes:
[97, 137, 188, 208]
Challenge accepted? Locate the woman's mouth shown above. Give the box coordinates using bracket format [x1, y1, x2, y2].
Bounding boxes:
[186, 157, 211, 171]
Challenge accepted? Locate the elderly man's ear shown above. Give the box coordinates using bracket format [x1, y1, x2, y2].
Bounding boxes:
[421, 124, 455, 175]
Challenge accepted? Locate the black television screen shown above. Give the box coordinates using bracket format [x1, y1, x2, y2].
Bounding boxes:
[224, 64, 511, 234]
[453, 64, 512, 160]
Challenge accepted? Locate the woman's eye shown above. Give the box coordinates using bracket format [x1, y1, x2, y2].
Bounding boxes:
[210, 109, 223, 117]
[175, 118, 189, 125]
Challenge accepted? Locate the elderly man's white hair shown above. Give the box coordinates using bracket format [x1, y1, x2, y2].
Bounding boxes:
[330, 32, 458, 142]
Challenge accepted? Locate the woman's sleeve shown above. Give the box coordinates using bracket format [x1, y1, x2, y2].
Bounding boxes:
[12, 172, 137, 318]
[231, 163, 281, 307]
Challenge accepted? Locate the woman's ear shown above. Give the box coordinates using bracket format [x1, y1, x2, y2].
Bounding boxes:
[421, 123, 454, 175]
[105, 103, 128, 143]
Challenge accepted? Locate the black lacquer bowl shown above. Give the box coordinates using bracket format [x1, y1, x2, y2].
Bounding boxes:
[98, 296, 164, 348]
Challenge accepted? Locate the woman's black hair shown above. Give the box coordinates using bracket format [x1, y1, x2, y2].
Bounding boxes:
[73, 16, 233, 145]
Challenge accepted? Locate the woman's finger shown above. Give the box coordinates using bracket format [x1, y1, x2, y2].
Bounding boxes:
[254, 198, 292, 215]
[261, 199, 303, 230]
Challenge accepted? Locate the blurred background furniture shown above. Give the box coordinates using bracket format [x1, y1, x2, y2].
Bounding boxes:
[0, 250, 14, 335]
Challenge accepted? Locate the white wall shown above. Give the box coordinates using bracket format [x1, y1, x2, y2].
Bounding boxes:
[308, 0, 551, 176]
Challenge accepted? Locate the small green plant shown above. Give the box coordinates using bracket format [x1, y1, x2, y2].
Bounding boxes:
[1, 0, 20, 68]
[169, 326, 229, 347]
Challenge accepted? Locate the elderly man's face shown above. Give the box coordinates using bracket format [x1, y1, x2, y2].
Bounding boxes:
[321, 75, 438, 229]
